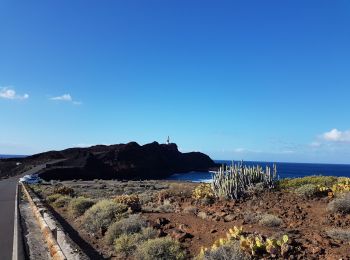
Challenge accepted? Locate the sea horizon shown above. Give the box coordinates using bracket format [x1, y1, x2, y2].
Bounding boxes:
[168, 159, 350, 182]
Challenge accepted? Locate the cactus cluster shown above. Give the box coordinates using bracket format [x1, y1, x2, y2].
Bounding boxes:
[211, 162, 277, 200]
[192, 183, 215, 200]
[198, 226, 291, 259]
[114, 194, 141, 212]
[318, 177, 350, 198]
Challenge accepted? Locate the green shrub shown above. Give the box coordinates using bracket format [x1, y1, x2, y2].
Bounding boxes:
[202, 241, 249, 260]
[326, 228, 350, 243]
[279, 176, 338, 189]
[46, 194, 62, 203]
[327, 193, 350, 214]
[135, 237, 186, 260]
[258, 214, 283, 227]
[52, 195, 72, 208]
[82, 200, 128, 234]
[114, 233, 139, 257]
[138, 227, 158, 241]
[68, 197, 95, 217]
[105, 214, 147, 245]
[114, 227, 158, 257]
[294, 184, 318, 198]
[53, 185, 75, 196]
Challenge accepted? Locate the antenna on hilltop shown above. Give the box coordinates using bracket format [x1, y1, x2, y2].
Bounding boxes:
[167, 136, 170, 145]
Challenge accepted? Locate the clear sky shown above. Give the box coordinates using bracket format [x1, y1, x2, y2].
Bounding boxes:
[1, 0, 350, 164]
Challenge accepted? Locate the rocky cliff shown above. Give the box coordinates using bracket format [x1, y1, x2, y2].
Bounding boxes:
[33, 142, 216, 180]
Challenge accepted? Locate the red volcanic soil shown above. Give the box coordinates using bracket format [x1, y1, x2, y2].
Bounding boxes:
[33, 181, 350, 259]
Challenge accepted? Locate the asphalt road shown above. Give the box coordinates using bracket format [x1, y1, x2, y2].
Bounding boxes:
[0, 164, 46, 260]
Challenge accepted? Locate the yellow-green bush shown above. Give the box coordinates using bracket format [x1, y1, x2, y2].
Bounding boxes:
[82, 200, 128, 234]
[192, 184, 215, 200]
[114, 233, 139, 257]
[114, 227, 158, 257]
[53, 185, 75, 196]
[278, 176, 338, 189]
[46, 194, 62, 203]
[52, 195, 72, 208]
[135, 237, 186, 260]
[198, 226, 291, 258]
[68, 197, 95, 217]
[114, 194, 141, 212]
[104, 214, 147, 245]
[294, 184, 319, 198]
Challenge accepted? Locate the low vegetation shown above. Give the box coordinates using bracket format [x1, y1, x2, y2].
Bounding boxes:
[278, 176, 339, 189]
[114, 227, 158, 257]
[201, 241, 249, 260]
[82, 200, 128, 234]
[114, 194, 141, 212]
[199, 226, 291, 259]
[105, 214, 147, 245]
[52, 195, 72, 208]
[327, 193, 350, 214]
[258, 214, 283, 227]
[29, 172, 350, 259]
[135, 237, 186, 260]
[326, 229, 350, 243]
[294, 184, 319, 198]
[67, 197, 95, 217]
[46, 193, 62, 203]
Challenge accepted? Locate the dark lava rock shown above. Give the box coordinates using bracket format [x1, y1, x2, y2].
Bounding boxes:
[35, 141, 217, 180]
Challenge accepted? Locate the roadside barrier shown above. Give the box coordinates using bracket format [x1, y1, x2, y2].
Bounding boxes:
[12, 183, 25, 260]
[21, 183, 67, 260]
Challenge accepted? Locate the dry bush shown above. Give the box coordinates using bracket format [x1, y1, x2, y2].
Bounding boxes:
[114, 227, 158, 257]
[157, 200, 175, 213]
[294, 184, 318, 198]
[168, 182, 194, 198]
[202, 241, 249, 260]
[46, 194, 62, 203]
[135, 237, 186, 260]
[82, 200, 128, 235]
[258, 214, 283, 227]
[326, 228, 350, 243]
[139, 192, 155, 205]
[114, 194, 141, 212]
[327, 193, 350, 214]
[53, 185, 75, 196]
[183, 206, 198, 214]
[105, 214, 147, 245]
[243, 212, 259, 224]
[114, 233, 139, 257]
[52, 195, 72, 208]
[68, 197, 95, 217]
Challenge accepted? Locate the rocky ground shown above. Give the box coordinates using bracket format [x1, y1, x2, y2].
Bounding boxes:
[30, 179, 350, 259]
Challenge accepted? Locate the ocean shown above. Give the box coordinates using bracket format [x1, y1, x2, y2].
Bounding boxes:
[168, 160, 350, 183]
[0, 154, 27, 159]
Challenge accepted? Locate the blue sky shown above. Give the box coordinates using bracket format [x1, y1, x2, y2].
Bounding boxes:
[1, 0, 350, 164]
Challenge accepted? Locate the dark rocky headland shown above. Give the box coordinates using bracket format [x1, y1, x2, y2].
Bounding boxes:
[0, 142, 217, 180]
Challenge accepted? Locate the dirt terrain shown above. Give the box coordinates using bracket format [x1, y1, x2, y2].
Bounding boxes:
[30, 179, 350, 259]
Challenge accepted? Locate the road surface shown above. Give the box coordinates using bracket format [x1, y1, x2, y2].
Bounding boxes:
[0, 164, 47, 260]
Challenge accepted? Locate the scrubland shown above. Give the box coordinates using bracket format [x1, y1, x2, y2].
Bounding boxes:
[29, 172, 350, 259]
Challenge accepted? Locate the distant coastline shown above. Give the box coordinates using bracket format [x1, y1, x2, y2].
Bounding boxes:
[0, 154, 27, 159]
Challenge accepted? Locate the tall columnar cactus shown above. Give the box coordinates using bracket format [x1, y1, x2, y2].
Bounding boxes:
[211, 162, 277, 200]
